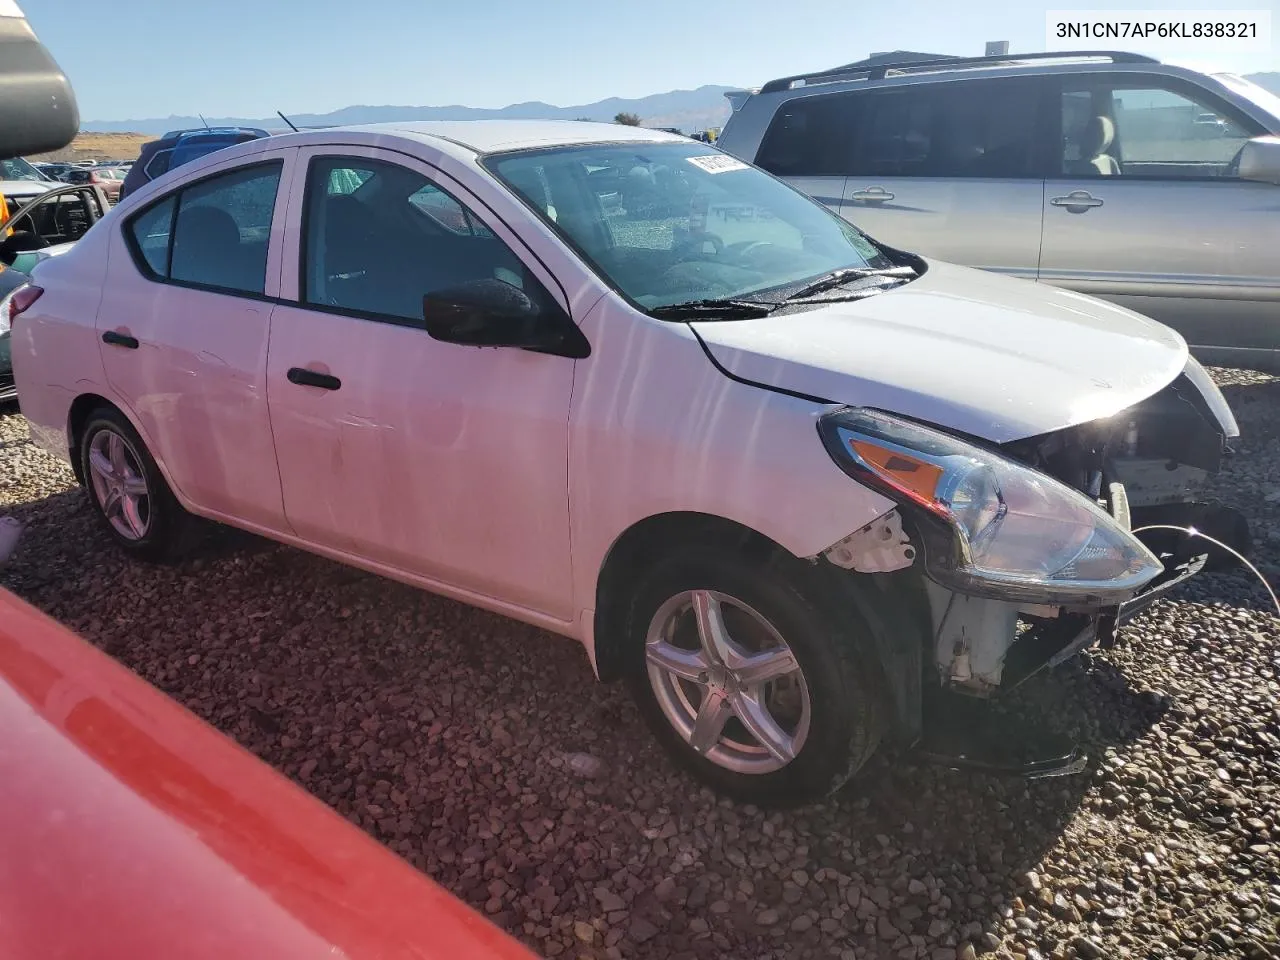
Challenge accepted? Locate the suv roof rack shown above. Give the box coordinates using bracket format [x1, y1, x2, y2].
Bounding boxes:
[758, 50, 1160, 94]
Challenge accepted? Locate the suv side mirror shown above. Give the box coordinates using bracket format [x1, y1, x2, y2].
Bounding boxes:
[421, 278, 589, 358]
[1238, 135, 1280, 184]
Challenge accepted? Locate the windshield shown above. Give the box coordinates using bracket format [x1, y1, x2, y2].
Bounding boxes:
[487, 142, 891, 310]
[0, 157, 50, 182]
[1213, 73, 1280, 127]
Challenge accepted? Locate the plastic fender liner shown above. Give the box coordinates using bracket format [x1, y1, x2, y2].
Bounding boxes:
[805, 561, 931, 746]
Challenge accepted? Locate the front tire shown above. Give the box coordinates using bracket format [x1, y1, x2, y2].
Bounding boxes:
[622, 544, 884, 808]
[78, 407, 202, 562]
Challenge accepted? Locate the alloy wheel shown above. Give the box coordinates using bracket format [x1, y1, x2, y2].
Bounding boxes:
[645, 589, 811, 774]
[87, 428, 151, 541]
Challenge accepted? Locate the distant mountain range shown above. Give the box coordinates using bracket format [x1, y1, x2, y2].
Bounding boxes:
[81, 85, 740, 136]
[82, 72, 1280, 138]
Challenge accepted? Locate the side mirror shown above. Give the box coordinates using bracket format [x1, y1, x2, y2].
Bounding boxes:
[421, 278, 589, 358]
[1238, 135, 1280, 184]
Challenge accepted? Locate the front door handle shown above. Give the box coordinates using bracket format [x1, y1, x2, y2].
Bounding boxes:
[1050, 191, 1105, 212]
[287, 367, 342, 391]
[101, 330, 139, 349]
[848, 186, 895, 203]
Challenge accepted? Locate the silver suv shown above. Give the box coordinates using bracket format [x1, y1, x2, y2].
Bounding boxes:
[717, 51, 1280, 372]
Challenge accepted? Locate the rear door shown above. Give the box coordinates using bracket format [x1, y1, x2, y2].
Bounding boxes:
[96, 148, 297, 532]
[836, 77, 1047, 280]
[1039, 73, 1280, 363]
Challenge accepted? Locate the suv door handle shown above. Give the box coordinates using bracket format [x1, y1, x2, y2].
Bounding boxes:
[1050, 191, 1105, 212]
[101, 330, 139, 349]
[287, 367, 342, 391]
[848, 186, 895, 203]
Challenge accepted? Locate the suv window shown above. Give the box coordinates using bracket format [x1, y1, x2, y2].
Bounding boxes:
[757, 78, 1040, 179]
[126, 161, 281, 295]
[301, 156, 543, 324]
[1059, 78, 1262, 179]
[851, 79, 1040, 178]
[755, 94, 855, 177]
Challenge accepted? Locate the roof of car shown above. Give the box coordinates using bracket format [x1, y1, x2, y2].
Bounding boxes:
[278, 119, 689, 156]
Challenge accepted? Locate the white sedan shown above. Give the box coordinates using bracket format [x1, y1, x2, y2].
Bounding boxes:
[8, 121, 1240, 805]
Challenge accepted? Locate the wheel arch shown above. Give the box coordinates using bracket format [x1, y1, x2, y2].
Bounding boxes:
[67, 392, 117, 485]
[592, 512, 781, 683]
[590, 510, 930, 744]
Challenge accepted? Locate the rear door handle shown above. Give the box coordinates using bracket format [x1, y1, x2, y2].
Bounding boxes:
[101, 330, 139, 349]
[848, 186, 895, 203]
[287, 367, 342, 391]
[1050, 191, 1105, 211]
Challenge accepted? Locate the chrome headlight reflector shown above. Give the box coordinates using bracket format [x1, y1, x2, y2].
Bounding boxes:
[818, 408, 1164, 604]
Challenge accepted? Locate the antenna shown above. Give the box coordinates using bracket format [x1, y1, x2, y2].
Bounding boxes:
[198, 113, 211, 129]
[276, 110, 300, 133]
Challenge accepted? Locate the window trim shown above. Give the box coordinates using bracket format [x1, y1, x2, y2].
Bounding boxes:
[121, 158, 285, 302]
[294, 153, 575, 334]
[1046, 71, 1269, 183]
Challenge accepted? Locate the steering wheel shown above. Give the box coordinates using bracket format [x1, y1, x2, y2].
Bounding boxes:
[724, 240, 777, 264]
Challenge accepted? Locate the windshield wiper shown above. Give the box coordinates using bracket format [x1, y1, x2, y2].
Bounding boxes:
[783, 265, 917, 302]
[648, 298, 777, 320]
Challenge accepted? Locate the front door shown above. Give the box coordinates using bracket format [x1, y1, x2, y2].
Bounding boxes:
[265, 148, 577, 620]
[96, 153, 296, 531]
[1039, 74, 1280, 363]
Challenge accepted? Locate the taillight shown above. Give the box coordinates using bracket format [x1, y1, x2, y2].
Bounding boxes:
[9, 285, 44, 323]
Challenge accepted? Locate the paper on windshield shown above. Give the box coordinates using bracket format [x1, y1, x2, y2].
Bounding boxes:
[686, 155, 749, 174]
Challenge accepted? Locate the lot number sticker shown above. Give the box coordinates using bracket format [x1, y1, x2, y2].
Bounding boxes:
[687, 155, 749, 174]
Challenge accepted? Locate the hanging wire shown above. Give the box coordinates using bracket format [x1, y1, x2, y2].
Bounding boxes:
[1132, 524, 1280, 617]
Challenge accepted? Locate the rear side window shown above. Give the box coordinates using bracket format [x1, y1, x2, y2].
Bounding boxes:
[124, 161, 282, 296]
[143, 148, 173, 180]
[849, 79, 1040, 178]
[128, 195, 175, 275]
[756, 94, 856, 177]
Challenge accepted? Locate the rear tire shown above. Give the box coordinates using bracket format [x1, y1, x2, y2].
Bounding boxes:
[78, 407, 203, 562]
[622, 544, 884, 808]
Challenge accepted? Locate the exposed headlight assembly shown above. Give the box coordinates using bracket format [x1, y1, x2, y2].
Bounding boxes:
[818, 408, 1164, 605]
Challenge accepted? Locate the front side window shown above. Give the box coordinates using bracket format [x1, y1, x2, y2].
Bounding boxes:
[301, 156, 542, 324]
[849, 79, 1040, 179]
[1059, 79, 1262, 178]
[488, 142, 891, 310]
[125, 161, 281, 295]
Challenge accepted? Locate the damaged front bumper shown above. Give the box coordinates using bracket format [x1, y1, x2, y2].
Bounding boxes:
[826, 359, 1246, 778]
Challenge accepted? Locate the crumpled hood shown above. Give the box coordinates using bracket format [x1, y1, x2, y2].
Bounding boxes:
[692, 260, 1189, 443]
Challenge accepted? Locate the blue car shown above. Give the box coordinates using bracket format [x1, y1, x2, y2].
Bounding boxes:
[118, 127, 269, 201]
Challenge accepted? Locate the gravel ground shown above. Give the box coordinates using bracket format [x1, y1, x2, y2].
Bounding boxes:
[2, 368, 1278, 960]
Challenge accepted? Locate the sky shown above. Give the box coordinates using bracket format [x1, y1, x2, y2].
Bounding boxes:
[20, 0, 1280, 122]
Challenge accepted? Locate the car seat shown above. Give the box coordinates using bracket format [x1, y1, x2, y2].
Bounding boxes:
[170, 205, 250, 288]
[1081, 116, 1121, 176]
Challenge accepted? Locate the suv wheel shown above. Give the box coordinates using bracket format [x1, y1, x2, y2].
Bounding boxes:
[623, 544, 883, 807]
